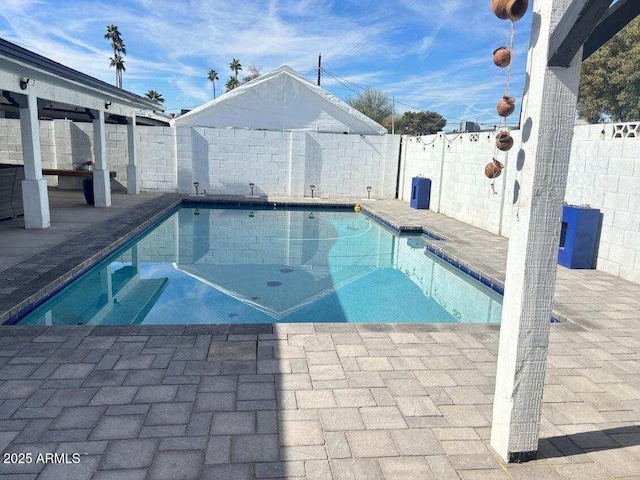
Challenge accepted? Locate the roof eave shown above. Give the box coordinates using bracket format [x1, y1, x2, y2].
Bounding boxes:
[0, 38, 163, 111]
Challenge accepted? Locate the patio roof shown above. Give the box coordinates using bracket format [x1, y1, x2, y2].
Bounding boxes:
[0, 37, 158, 228]
[0, 37, 162, 112]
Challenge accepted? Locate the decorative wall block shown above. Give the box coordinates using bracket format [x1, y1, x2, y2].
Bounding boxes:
[613, 122, 639, 138]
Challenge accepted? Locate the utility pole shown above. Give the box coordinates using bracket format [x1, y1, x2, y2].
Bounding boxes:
[317, 53, 322, 86]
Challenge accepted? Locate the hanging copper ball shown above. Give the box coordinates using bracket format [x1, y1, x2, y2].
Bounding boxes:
[495, 131, 514, 151]
[484, 162, 501, 179]
[484, 158, 505, 179]
[508, 0, 529, 21]
[497, 96, 516, 117]
[491, 0, 509, 20]
[491, 0, 529, 21]
[493, 47, 512, 68]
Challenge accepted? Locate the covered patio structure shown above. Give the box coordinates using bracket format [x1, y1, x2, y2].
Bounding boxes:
[0, 38, 162, 229]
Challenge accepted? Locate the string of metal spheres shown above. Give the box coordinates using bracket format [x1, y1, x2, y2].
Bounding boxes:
[484, 0, 529, 193]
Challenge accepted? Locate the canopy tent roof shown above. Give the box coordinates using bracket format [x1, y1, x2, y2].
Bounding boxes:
[173, 65, 387, 135]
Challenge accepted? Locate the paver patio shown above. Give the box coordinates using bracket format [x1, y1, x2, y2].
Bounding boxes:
[0, 190, 639, 479]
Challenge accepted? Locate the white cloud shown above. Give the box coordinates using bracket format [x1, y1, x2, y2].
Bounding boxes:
[0, 0, 532, 120]
[169, 78, 210, 103]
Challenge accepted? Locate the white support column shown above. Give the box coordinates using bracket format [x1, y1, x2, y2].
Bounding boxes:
[93, 110, 111, 207]
[126, 116, 139, 194]
[490, 0, 584, 463]
[20, 93, 50, 229]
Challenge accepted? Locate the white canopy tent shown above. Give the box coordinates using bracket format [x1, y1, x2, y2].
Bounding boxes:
[173, 65, 387, 135]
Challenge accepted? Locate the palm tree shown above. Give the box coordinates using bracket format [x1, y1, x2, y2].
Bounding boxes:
[225, 76, 239, 92]
[109, 55, 126, 89]
[207, 69, 219, 98]
[229, 58, 242, 81]
[145, 89, 165, 103]
[105, 24, 126, 88]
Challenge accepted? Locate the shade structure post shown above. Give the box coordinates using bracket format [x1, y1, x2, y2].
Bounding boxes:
[92, 109, 111, 207]
[127, 116, 139, 194]
[490, 0, 584, 463]
[20, 93, 50, 229]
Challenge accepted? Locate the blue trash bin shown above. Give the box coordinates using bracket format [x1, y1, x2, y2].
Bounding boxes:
[558, 205, 601, 269]
[410, 177, 431, 210]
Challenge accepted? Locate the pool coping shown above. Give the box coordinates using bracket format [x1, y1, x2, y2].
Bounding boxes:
[1, 194, 565, 325]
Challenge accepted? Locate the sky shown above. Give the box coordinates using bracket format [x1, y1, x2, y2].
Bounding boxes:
[0, 0, 533, 128]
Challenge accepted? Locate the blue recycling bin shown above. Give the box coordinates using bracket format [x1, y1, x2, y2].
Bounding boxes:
[410, 177, 431, 210]
[558, 205, 601, 269]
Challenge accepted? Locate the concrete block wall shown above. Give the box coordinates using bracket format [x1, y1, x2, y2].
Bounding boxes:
[137, 126, 175, 192]
[0, 118, 24, 165]
[0, 119, 177, 192]
[307, 132, 400, 199]
[183, 128, 291, 196]
[177, 127, 400, 198]
[398, 133, 441, 207]
[1, 119, 399, 198]
[564, 123, 640, 282]
[400, 122, 640, 284]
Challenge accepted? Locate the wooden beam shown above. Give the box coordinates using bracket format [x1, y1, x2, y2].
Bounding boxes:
[548, 0, 612, 67]
[583, 0, 640, 60]
[491, 0, 584, 462]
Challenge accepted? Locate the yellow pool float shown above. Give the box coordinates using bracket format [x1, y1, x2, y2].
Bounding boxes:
[354, 204, 361, 213]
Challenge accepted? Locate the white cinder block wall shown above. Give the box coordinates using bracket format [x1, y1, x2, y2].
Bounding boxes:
[0, 119, 176, 192]
[177, 127, 400, 198]
[564, 123, 640, 282]
[0, 119, 400, 198]
[400, 122, 640, 284]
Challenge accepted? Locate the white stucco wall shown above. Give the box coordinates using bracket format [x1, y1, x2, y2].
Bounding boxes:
[400, 122, 640, 284]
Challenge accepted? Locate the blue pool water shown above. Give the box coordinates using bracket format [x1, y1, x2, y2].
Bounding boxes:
[14, 206, 503, 325]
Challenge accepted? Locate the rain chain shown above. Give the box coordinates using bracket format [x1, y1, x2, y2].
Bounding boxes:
[485, 0, 529, 194]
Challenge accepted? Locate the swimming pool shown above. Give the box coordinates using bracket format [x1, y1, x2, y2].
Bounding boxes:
[14, 206, 503, 325]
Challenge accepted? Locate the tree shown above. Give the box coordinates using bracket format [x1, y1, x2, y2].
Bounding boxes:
[104, 24, 126, 88]
[225, 76, 239, 92]
[229, 58, 242, 81]
[395, 111, 447, 135]
[242, 65, 262, 84]
[145, 89, 165, 103]
[207, 69, 219, 98]
[578, 17, 640, 123]
[346, 89, 393, 127]
[109, 55, 126, 89]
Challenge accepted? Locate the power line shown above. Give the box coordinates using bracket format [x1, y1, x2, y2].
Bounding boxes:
[322, 68, 368, 92]
[321, 69, 366, 98]
[324, 0, 419, 63]
[322, 67, 517, 128]
[323, 0, 377, 59]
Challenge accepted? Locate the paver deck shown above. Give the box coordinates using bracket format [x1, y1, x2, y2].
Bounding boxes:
[0, 191, 639, 479]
